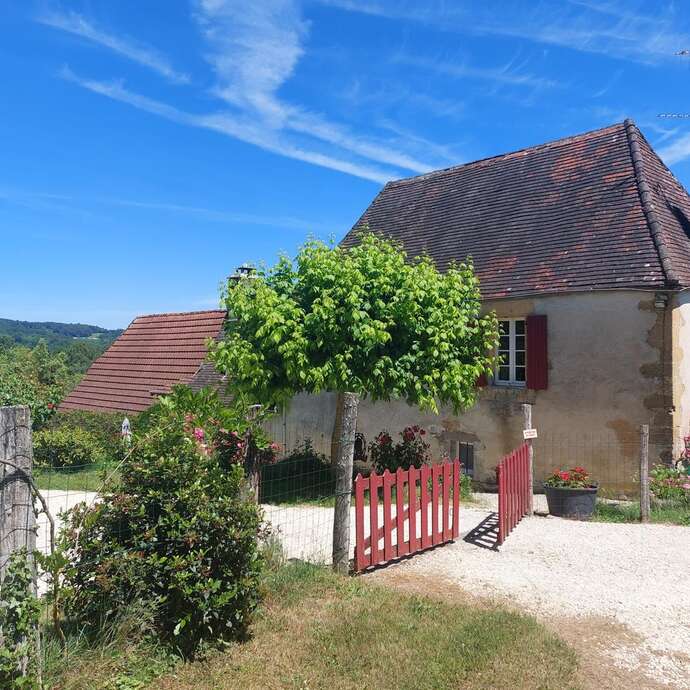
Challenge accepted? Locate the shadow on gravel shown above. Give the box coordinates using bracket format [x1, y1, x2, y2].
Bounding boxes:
[463, 512, 499, 550]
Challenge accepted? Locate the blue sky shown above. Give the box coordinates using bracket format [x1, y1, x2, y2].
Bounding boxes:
[3, 1, 690, 328]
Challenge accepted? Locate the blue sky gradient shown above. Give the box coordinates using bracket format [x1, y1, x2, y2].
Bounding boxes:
[3, 0, 690, 327]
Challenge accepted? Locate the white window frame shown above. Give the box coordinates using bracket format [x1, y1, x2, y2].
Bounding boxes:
[494, 318, 526, 387]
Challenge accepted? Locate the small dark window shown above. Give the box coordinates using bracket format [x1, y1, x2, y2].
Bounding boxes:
[670, 205, 690, 241]
[354, 433, 367, 462]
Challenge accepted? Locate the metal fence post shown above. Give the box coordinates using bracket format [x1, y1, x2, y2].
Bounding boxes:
[640, 424, 650, 523]
[0, 405, 36, 584]
[522, 403, 534, 514]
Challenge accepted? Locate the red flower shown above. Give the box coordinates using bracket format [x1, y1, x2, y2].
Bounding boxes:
[559, 471, 570, 482]
[47, 402, 54, 409]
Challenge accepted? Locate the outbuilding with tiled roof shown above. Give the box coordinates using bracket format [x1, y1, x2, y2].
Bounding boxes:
[60, 309, 226, 413]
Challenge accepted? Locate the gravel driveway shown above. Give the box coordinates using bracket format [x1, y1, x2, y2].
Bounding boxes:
[368, 494, 690, 689]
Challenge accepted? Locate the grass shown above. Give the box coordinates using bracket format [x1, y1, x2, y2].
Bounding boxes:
[34, 462, 119, 493]
[149, 562, 577, 690]
[43, 562, 579, 689]
[593, 499, 690, 525]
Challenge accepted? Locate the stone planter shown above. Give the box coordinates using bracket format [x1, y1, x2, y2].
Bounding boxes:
[544, 484, 598, 519]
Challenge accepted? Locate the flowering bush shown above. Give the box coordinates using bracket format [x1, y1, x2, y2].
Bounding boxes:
[60, 386, 267, 658]
[650, 464, 690, 503]
[369, 426, 430, 473]
[543, 466, 596, 489]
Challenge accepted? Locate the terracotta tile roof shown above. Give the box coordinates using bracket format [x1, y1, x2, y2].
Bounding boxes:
[342, 120, 690, 297]
[60, 310, 226, 413]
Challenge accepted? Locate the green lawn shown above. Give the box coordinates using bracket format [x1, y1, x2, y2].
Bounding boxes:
[45, 562, 579, 690]
[34, 463, 119, 493]
[593, 499, 690, 526]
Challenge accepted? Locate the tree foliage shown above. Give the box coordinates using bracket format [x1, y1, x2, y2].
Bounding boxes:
[0, 342, 75, 428]
[211, 233, 498, 413]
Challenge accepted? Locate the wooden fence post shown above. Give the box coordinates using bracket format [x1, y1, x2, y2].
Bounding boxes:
[0, 405, 36, 585]
[640, 424, 650, 523]
[522, 403, 534, 514]
[332, 392, 358, 574]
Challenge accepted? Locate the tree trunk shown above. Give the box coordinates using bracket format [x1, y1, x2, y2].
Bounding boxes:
[330, 392, 345, 472]
[332, 392, 359, 574]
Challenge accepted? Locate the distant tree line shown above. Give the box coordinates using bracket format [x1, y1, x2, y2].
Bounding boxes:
[0, 317, 121, 351]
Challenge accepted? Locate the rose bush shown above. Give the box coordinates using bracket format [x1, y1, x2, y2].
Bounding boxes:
[369, 426, 430, 473]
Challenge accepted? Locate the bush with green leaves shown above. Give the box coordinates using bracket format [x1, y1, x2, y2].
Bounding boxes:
[0, 550, 41, 689]
[0, 342, 74, 429]
[59, 387, 265, 657]
[33, 426, 105, 469]
[46, 409, 130, 453]
[650, 464, 690, 503]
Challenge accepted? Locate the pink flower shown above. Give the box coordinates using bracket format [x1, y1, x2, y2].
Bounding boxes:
[193, 427, 205, 441]
[270, 442, 280, 451]
[683, 483, 690, 490]
[185, 414, 194, 423]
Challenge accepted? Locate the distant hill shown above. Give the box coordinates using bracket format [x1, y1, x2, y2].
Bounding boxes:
[0, 318, 122, 351]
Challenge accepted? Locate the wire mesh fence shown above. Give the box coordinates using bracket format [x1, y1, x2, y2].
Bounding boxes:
[532, 425, 690, 525]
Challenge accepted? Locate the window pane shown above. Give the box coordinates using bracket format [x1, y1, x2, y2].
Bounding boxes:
[515, 335, 525, 350]
[515, 351, 525, 366]
[515, 320, 525, 335]
[498, 366, 510, 381]
[499, 335, 510, 350]
[499, 321, 509, 335]
[515, 367, 526, 382]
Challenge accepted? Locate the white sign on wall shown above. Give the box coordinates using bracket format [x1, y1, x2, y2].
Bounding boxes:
[523, 428, 538, 440]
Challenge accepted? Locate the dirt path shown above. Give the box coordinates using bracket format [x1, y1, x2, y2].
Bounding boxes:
[366, 497, 690, 689]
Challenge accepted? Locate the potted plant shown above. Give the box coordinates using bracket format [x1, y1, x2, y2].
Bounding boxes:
[543, 466, 598, 519]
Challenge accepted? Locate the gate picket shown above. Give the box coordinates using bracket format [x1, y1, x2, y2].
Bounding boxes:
[496, 442, 531, 546]
[353, 459, 461, 572]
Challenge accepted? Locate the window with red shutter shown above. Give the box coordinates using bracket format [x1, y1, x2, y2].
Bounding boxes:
[526, 314, 548, 390]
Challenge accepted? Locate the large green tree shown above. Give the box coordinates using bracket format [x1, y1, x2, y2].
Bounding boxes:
[211, 233, 498, 569]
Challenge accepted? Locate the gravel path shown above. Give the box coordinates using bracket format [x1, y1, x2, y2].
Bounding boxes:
[369, 494, 690, 688]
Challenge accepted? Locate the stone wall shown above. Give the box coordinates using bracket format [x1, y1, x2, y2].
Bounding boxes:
[275, 290, 674, 492]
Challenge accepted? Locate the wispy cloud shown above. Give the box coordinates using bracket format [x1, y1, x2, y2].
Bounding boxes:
[395, 53, 560, 90]
[658, 134, 690, 165]
[61, 65, 400, 183]
[192, 0, 436, 173]
[57, 1, 455, 184]
[38, 10, 190, 84]
[0, 184, 342, 232]
[319, 0, 690, 65]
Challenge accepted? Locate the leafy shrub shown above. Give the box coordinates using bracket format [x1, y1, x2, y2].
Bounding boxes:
[0, 342, 73, 429]
[33, 427, 105, 469]
[369, 426, 431, 473]
[0, 550, 41, 689]
[543, 466, 595, 489]
[650, 464, 690, 503]
[60, 387, 265, 657]
[46, 409, 130, 452]
[259, 439, 334, 504]
[460, 472, 473, 500]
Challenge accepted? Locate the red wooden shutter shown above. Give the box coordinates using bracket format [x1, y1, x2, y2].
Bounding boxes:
[526, 314, 548, 390]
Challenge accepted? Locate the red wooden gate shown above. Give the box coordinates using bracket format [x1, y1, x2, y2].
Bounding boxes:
[497, 443, 531, 545]
[354, 460, 461, 572]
